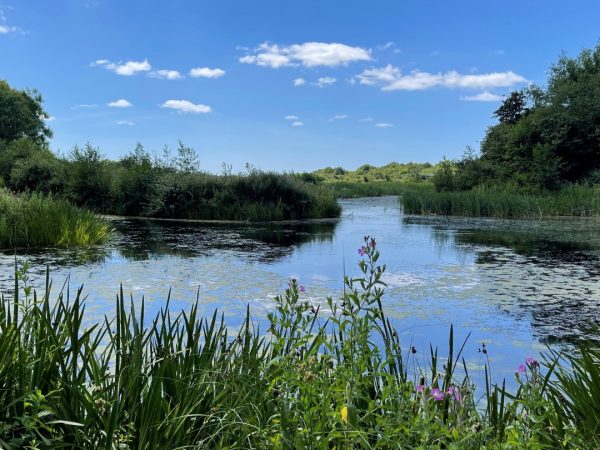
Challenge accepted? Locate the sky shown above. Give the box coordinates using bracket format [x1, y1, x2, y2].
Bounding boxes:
[1, 1, 599, 173]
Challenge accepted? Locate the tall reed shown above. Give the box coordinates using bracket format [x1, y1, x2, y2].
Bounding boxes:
[0, 190, 112, 248]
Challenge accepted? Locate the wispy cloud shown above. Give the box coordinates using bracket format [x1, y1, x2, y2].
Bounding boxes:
[291, 121, 304, 127]
[108, 99, 133, 108]
[92, 59, 151, 76]
[359, 117, 374, 122]
[117, 120, 135, 126]
[377, 41, 401, 53]
[375, 122, 394, 128]
[293, 78, 306, 86]
[44, 116, 56, 122]
[329, 114, 349, 122]
[0, 6, 22, 34]
[356, 64, 526, 91]
[240, 42, 371, 68]
[313, 77, 336, 88]
[161, 99, 212, 114]
[285, 115, 299, 120]
[189, 67, 226, 78]
[149, 69, 183, 80]
[73, 103, 98, 109]
[461, 91, 504, 102]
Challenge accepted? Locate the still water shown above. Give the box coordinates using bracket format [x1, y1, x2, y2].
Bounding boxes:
[2, 196, 600, 384]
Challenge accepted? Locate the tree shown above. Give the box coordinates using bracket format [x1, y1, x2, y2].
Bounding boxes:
[493, 90, 527, 125]
[0, 80, 52, 145]
[174, 140, 200, 173]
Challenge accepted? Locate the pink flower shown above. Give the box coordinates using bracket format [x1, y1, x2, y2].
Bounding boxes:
[416, 384, 425, 394]
[526, 356, 539, 368]
[358, 246, 367, 256]
[430, 388, 444, 401]
[517, 364, 526, 374]
[299, 285, 306, 293]
[447, 386, 461, 402]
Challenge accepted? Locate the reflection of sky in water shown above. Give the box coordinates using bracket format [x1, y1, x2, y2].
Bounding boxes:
[2, 196, 600, 389]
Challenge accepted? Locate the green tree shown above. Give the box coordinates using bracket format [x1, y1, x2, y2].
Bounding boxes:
[0, 80, 52, 145]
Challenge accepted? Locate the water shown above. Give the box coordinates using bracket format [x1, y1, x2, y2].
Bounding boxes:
[2, 196, 600, 385]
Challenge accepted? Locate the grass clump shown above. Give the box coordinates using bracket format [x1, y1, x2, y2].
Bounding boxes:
[401, 184, 600, 218]
[1, 239, 598, 448]
[0, 189, 112, 248]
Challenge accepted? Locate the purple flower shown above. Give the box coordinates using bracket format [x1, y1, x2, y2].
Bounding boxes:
[447, 386, 461, 402]
[370, 240, 376, 249]
[299, 285, 306, 293]
[526, 356, 539, 368]
[358, 246, 367, 256]
[430, 388, 444, 401]
[416, 384, 425, 394]
[517, 364, 527, 374]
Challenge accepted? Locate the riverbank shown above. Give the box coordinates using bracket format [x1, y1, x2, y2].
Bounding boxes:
[1, 239, 597, 448]
[401, 184, 600, 218]
[0, 190, 112, 249]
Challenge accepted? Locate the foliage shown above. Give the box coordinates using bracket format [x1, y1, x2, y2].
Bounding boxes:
[446, 43, 600, 191]
[0, 190, 112, 248]
[0, 240, 597, 448]
[314, 161, 437, 184]
[401, 184, 600, 218]
[0, 80, 52, 146]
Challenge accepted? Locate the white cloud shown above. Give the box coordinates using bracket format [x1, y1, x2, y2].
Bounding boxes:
[74, 103, 98, 109]
[161, 99, 212, 114]
[329, 114, 349, 122]
[117, 120, 135, 126]
[92, 59, 151, 76]
[0, 24, 18, 33]
[461, 91, 504, 102]
[285, 115, 299, 120]
[44, 116, 56, 122]
[189, 67, 226, 78]
[375, 123, 394, 128]
[240, 42, 371, 68]
[293, 78, 306, 86]
[108, 99, 133, 108]
[313, 77, 337, 88]
[356, 64, 526, 91]
[149, 69, 183, 80]
[291, 121, 304, 127]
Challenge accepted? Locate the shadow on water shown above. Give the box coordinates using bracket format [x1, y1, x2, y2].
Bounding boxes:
[404, 215, 600, 344]
[110, 219, 338, 262]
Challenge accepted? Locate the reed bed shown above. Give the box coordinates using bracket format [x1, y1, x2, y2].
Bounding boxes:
[401, 185, 600, 218]
[0, 239, 598, 448]
[0, 190, 112, 248]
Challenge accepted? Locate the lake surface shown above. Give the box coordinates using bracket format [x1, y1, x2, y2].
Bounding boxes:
[2, 196, 600, 385]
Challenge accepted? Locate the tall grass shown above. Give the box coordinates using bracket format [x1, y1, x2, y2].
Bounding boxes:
[401, 184, 600, 218]
[0, 239, 598, 448]
[0, 190, 112, 248]
[324, 181, 411, 198]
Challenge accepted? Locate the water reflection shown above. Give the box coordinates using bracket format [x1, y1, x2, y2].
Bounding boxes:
[110, 219, 338, 262]
[403, 215, 600, 343]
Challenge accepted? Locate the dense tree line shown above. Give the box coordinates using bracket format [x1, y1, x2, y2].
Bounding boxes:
[0, 81, 339, 221]
[434, 43, 600, 192]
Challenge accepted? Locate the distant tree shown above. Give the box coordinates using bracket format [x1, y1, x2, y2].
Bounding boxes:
[0, 80, 52, 145]
[493, 90, 527, 125]
[174, 140, 200, 173]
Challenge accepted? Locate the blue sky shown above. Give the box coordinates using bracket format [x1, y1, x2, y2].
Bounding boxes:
[1, 1, 599, 172]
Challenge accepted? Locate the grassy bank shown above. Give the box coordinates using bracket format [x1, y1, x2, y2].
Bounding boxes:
[1, 239, 598, 448]
[401, 184, 600, 218]
[323, 180, 410, 198]
[0, 190, 112, 248]
[0, 140, 341, 221]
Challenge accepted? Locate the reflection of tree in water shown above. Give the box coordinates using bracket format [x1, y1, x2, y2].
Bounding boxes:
[404, 216, 600, 345]
[111, 219, 338, 262]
